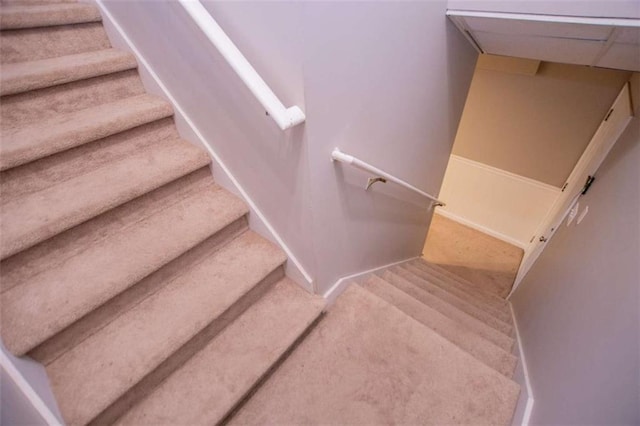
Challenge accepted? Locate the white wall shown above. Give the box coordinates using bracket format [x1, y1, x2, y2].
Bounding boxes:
[437, 155, 559, 248]
[100, 0, 478, 295]
[510, 96, 639, 424]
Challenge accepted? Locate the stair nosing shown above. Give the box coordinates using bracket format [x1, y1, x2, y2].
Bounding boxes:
[360, 276, 517, 378]
[0, 3, 102, 30]
[410, 259, 510, 307]
[0, 93, 173, 174]
[109, 278, 325, 426]
[398, 263, 512, 322]
[1, 177, 250, 355]
[1, 136, 210, 259]
[374, 270, 515, 351]
[0, 48, 137, 96]
[385, 268, 514, 336]
[45, 231, 287, 425]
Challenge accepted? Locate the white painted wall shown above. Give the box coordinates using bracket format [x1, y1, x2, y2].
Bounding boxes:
[437, 155, 560, 248]
[510, 98, 640, 425]
[99, 0, 477, 295]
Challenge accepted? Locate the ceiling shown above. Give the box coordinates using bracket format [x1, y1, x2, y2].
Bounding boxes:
[447, 10, 640, 72]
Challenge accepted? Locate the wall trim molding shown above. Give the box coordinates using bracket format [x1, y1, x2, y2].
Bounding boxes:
[323, 256, 420, 306]
[435, 210, 528, 249]
[451, 155, 562, 194]
[509, 303, 535, 426]
[96, 0, 314, 293]
[0, 350, 62, 425]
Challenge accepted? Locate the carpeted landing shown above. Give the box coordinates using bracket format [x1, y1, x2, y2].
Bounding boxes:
[0, 2, 520, 425]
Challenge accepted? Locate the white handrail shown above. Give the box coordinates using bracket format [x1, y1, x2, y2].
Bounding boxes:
[331, 148, 445, 207]
[179, 0, 305, 130]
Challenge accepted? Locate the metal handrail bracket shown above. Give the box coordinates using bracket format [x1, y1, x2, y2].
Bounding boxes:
[179, 0, 305, 130]
[331, 148, 445, 207]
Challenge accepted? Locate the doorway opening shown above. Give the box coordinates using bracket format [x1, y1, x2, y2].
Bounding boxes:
[423, 54, 633, 298]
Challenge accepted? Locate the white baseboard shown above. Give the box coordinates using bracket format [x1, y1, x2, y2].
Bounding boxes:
[435, 209, 527, 249]
[0, 347, 63, 425]
[323, 256, 420, 306]
[509, 303, 535, 426]
[96, 1, 314, 293]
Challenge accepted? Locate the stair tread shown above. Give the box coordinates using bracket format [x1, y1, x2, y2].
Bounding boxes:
[1, 171, 249, 355]
[361, 276, 516, 377]
[376, 270, 514, 351]
[0, 21, 111, 64]
[1, 69, 145, 128]
[230, 284, 520, 426]
[0, 3, 101, 30]
[45, 230, 287, 426]
[1, 133, 209, 260]
[0, 48, 137, 96]
[385, 268, 514, 336]
[116, 278, 325, 426]
[412, 258, 510, 307]
[0, 93, 173, 172]
[399, 263, 512, 323]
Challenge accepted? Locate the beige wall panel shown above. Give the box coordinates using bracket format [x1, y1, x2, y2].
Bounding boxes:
[452, 61, 630, 187]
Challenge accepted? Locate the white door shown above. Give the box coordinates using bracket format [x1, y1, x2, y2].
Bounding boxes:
[510, 82, 634, 296]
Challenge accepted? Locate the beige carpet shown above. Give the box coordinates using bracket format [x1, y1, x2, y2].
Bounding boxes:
[424, 213, 524, 298]
[0, 2, 324, 425]
[231, 280, 520, 425]
[1, 2, 521, 425]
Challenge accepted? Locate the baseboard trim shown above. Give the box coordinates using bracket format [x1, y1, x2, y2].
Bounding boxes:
[509, 303, 535, 426]
[323, 256, 421, 306]
[0, 349, 62, 425]
[435, 209, 528, 249]
[95, 0, 314, 293]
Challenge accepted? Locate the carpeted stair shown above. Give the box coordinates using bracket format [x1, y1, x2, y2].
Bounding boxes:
[228, 257, 521, 425]
[2, 2, 521, 425]
[0, 2, 325, 425]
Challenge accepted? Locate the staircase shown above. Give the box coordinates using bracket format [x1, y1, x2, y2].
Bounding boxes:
[0, 2, 324, 425]
[229, 258, 521, 425]
[1, 2, 522, 425]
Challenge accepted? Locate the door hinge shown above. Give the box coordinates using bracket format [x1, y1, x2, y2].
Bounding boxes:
[561, 182, 568, 192]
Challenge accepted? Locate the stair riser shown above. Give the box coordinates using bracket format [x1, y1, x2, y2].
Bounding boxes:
[1, 127, 210, 261]
[0, 22, 110, 63]
[219, 312, 326, 426]
[29, 216, 250, 366]
[361, 279, 516, 378]
[377, 272, 514, 352]
[387, 269, 514, 336]
[410, 260, 509, 308]
[1, 172, 248, 356]
[1, 118, 179, 203]
[0, 3, 101, 30]
[89, 265, 286, 426]
[1, 69, 145, 129]
[0, 160, 209, 294]
[0, 49, 137, 96]
[401, 264, 512, 323]
[0, 96, 173, 174]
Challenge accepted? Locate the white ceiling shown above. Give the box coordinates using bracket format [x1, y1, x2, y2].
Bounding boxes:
[448, 11, 640, 72]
